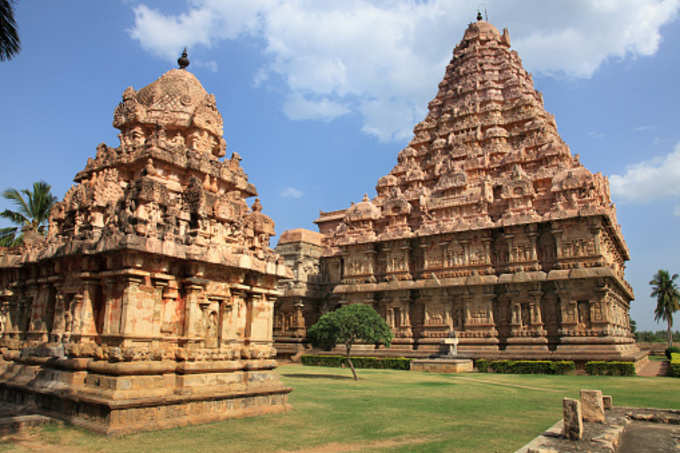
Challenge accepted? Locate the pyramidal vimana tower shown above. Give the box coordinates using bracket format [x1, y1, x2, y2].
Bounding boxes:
[0, 54, 292, 433]
[275, 17, 642, 364]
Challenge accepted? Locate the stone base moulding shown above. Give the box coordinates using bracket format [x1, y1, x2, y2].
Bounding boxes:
[0, 381, 291, 435]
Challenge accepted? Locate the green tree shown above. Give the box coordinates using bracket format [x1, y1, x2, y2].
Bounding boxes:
[650, 269, 680, 349]
[307, 304, 393, 380]
[0, 181, 57, 246]
[0, 0, 20, 61]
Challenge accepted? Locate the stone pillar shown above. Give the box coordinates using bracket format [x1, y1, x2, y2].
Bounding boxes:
[580, 389, 605, 423]
[182, 277, 207, 348]
[71, 293, 84, 339]
[149, 279, 165, 338]
[81, 278, 101, 339]
[242, 292, 275, 359]
[50, 290, 65, 342]
[292, 300, 306, 338]
[101, 279, 117, 335]
[562, 398, 583, 440]
[0, 288, 14, 337]
[161, 281, 180, 335]
[230, 288, 248, 348]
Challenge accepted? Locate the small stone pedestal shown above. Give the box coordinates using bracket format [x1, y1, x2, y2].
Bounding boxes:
[410, 331, 473, 373]
[410, 358, 473, 373]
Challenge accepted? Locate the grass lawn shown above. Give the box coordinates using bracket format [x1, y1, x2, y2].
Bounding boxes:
[2, 364, 680, 453]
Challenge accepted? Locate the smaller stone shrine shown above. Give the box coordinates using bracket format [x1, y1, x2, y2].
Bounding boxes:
[0, 53, 292, 434]
[273, 229, 325, 359]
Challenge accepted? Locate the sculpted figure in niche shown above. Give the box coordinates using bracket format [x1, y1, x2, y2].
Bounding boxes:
[168, 131, 185, 148]
[189, 129, 213, 154]
[577, 301, 591, 329]
[205, 311, 218, 348]
[127, 126, 146, 149]
[511, 303, 521, 325]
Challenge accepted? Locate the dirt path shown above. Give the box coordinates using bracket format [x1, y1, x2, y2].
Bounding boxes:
[449, 375, 565, 393]
[280, 436, 438, 453]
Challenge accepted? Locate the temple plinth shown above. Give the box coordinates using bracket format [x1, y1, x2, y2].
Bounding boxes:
[0, 66, 292, 434]
[276, 18, 643, 365]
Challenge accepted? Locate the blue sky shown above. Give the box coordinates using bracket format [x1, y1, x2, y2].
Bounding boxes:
[2, 1, 679, 331]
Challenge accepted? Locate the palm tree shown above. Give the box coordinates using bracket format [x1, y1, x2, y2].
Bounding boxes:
[650, 269, 680, 349]
[0, 0, 20, 61]
[0, 181, 57, 246]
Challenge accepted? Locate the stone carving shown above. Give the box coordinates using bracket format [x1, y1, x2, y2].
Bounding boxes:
[0, 65, 292, 434]
[275, 17, 640, 363]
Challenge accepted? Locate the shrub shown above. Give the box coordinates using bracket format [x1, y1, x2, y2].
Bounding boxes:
[665, 346, 680, 360]
[475, 360, 575, 375]
[585, 361, 636, 376]
[670, 353, 680, 377]
[301, 355, 411, 370]
[475, 359, 489, 372]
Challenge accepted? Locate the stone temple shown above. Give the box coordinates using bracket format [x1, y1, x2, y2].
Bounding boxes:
[275, 18, 642, 365]
[0, 62, 291, 433]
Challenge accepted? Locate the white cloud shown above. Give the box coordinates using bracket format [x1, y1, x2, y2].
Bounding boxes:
[281, 187, 304, 199]
[634, 125, 655, 132]
[283, 93, 350, 121]
[610, 143, 680, 203]
[129, 0, 680, 141]
[195, 60, 219, 72]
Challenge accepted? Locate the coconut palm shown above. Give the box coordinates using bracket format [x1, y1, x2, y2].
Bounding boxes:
[0, 0, 20, 61]
[650, 269, 680, 349]
[0, 181, 57, 246]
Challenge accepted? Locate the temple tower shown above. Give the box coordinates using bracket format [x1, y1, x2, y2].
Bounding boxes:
[0, 59, 292, 433]
[277, 17, 642, 364]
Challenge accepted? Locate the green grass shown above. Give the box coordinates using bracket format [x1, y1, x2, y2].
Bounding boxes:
[2, 365, 680, 453]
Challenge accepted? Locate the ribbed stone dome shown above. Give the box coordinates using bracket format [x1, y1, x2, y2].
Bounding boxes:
[113, 69, 224, 139]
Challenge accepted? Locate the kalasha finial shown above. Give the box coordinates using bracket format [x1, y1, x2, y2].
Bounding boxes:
[177, 48, 190, 69]
[477, 11, 483, 21]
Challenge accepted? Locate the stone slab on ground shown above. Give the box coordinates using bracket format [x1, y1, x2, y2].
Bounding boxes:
[0, 415, 61, 435]
[515, 407, 680, 453]
[410, 359, 473, 373]
[0, 402, 61, 435]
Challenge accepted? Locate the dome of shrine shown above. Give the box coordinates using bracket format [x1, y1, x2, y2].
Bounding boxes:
[463, 20, 501, 41]
[113, 69, 224, 138]
[345, 194, 381, 222]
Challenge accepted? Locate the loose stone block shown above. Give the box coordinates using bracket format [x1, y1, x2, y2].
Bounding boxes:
[562, 397, 583, 440]
[603, 394, 613, 410]
[580, 389, 605, 423]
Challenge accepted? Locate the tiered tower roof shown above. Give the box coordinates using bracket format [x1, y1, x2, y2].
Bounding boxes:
[2, 64, 288, 278]
[316, 18, 628, 260]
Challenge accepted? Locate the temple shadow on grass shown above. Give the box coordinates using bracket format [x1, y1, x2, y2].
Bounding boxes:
[280, 373, 353, 380]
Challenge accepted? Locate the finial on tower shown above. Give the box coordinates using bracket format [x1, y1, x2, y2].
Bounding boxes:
[477, 10, 483, 21]
[177, 48, 190, 69]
